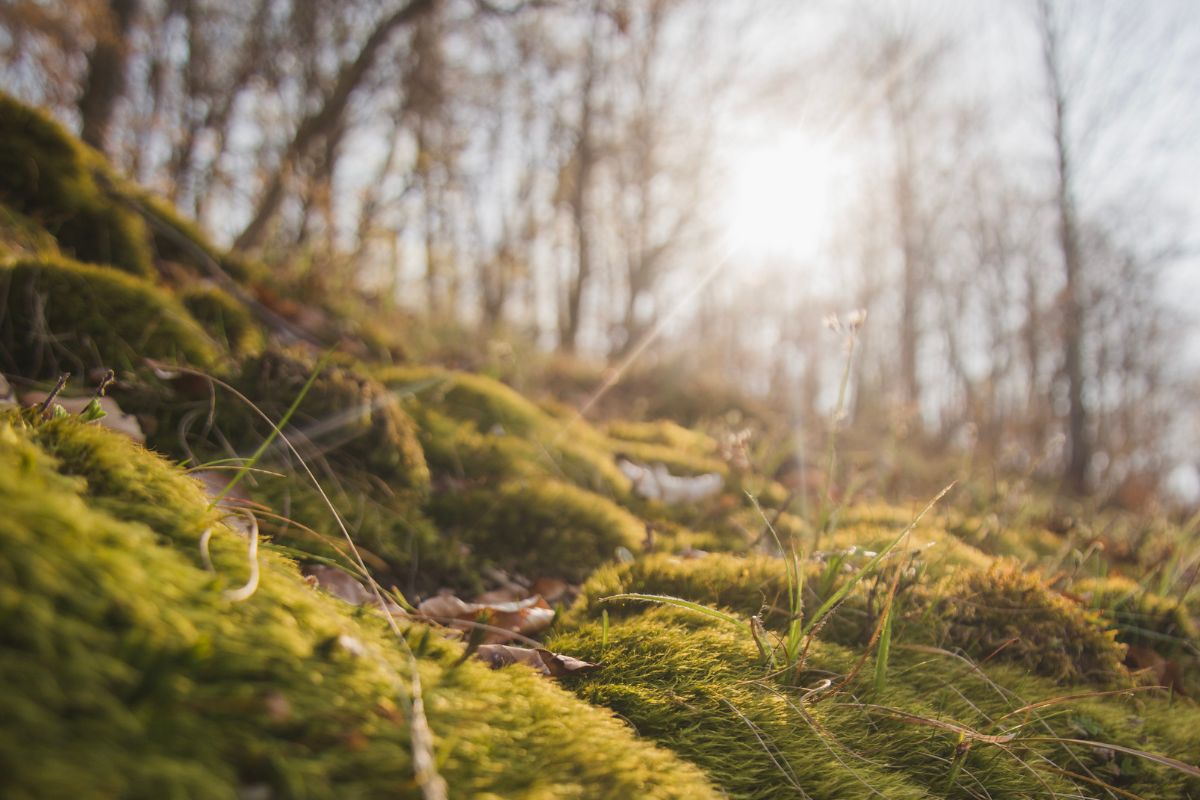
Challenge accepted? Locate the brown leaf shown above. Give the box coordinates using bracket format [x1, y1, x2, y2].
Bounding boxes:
[536, 648, 600, 677]
[418, 593, 477, 620]
[474, 586, 529, 604]
[303, 564, 374, 606]
[475, 644, 550, 675]
[530, 577, 574, 604]
[474, 645, 599, 678]
[418, 593, 555, 643]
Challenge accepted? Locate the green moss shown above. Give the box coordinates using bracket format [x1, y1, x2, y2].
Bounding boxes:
[606, 419, 719, 454]
[134, 191, 265, 284]
[0, 412, 721, 799]
[0, 203, 61, 259]
[0, 94, 153, 278]
[428, 479, 645, 582]
[581, 552, 1132, 686]
[180, 284, 264, 355]
[550, 606, 1199, 799]
[611, 439, 728, 478]
[221, 351, 429, 494]
[385, 367, 631, 497]
[1073, 575, 1198, 653]
[385, 365, 546, 437]
[249, 472, 477, 594]
[932, 564, 1129, 685]
[0, 256, 219, 378]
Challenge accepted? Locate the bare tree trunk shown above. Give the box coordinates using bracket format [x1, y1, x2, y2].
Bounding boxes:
[234, 0, 436, 252]
[78, 0, 140, 155]
[561, 31, 600, 354]
[1038, 0, 1091, 495]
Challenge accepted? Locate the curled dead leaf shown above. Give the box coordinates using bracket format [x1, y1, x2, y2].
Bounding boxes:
[474, 644, 599, 678]
[418, 593, 556, 643]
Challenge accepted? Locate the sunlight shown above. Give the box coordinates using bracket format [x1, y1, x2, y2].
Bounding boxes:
[722, 131, 845, 263]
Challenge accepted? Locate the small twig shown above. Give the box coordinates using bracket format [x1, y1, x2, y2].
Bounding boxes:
[36, 372, 70, 416]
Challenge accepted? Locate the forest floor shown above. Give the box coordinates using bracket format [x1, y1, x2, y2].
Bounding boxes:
[2, 92, 1200, 799]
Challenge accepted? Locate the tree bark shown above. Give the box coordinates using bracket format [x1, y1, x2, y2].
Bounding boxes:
[234, 0, 437, 252]
[78, 0, 140, 155]
[1038, 0, 1091, 495]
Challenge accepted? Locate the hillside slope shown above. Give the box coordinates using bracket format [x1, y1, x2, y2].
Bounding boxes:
[2, 93, 1199, 799]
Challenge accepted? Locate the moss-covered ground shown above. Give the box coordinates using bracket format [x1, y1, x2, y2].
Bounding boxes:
[2, 92, 1198, 798]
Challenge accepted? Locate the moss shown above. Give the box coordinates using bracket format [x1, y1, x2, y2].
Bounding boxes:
[180, 284, 264, 355]
[0, 256, 219, 378]
[0, 94, 153, 278]
[550, 606, 1200, 799]
[606, 419, 719, 454]
[428, 479, 645, 583]
[385, 365, 546, 437]
[249, 472, 478, 594]
[385, 367, 631, 497]
[580, 553, 791, 621]
[944, 513, 1064, 564]
[134, 191, 265, 284]
[0, 203, 61, 259]
[220, 350, 429, 494]
[581, 552, 1133, 686]
[0, 412, 721, 799]
[933, 564, 1129, 685]
[1072, 576, 1198, 654]
[611, 439, 728, 478]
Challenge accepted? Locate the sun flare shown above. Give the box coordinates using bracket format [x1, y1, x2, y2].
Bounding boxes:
[722, 131, 845, 263]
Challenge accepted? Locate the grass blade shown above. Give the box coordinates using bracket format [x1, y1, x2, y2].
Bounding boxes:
[804, 481, 954, 636]
[599, 592, 748, 631]
[873, 595, 894, 693]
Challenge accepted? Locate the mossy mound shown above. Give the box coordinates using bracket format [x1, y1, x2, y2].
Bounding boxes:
[580, 553, 791, 621]
[134, 191, 264, 284]
[385, 366, 631, 496]
[0, 412, 722, 799]
[606, 419, 719, 454]
[222, 351, 429, 494]
[0, 93, 153, 278]
[180, 284, 263, 356]
[1073, 575, 1198, 654]
[428, 479, 645, 583]
[0, 256, 219, 377]
[0, 203, 61, 260]
[249, 471, 477, 594]
[581, 551, 1133, 686]
[934, 564, 1129, 684]
[550, 606, 1200, 799]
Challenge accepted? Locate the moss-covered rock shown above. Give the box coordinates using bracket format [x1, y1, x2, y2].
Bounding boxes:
[0, 94, 153, 278]
[428, 479, 644, 582]
[606, 419, 719, 454]
[223, 350, 429, 494]
[0, 203, 61, 260]
[134, 191, 265, 284]
[385, 366, 630, 497]
[551, 606, 1200, 799]
[0, 255, 219, 377]
[934, 564, 1129, 684]
[581, 551, 1133, 686]
[249, 472, 477, 594]
[180, 284, 263, 355]
[1073, 575, 1198, 654]
[0, 412, 722, 799]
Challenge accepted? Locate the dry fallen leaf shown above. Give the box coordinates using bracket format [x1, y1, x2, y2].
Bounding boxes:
[529, 577, 575, 604]
[474, 586, 529, 604]
[418, 593, 556, 643]
[474, 644, 599, 678]
[303, 564, 375, 606]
